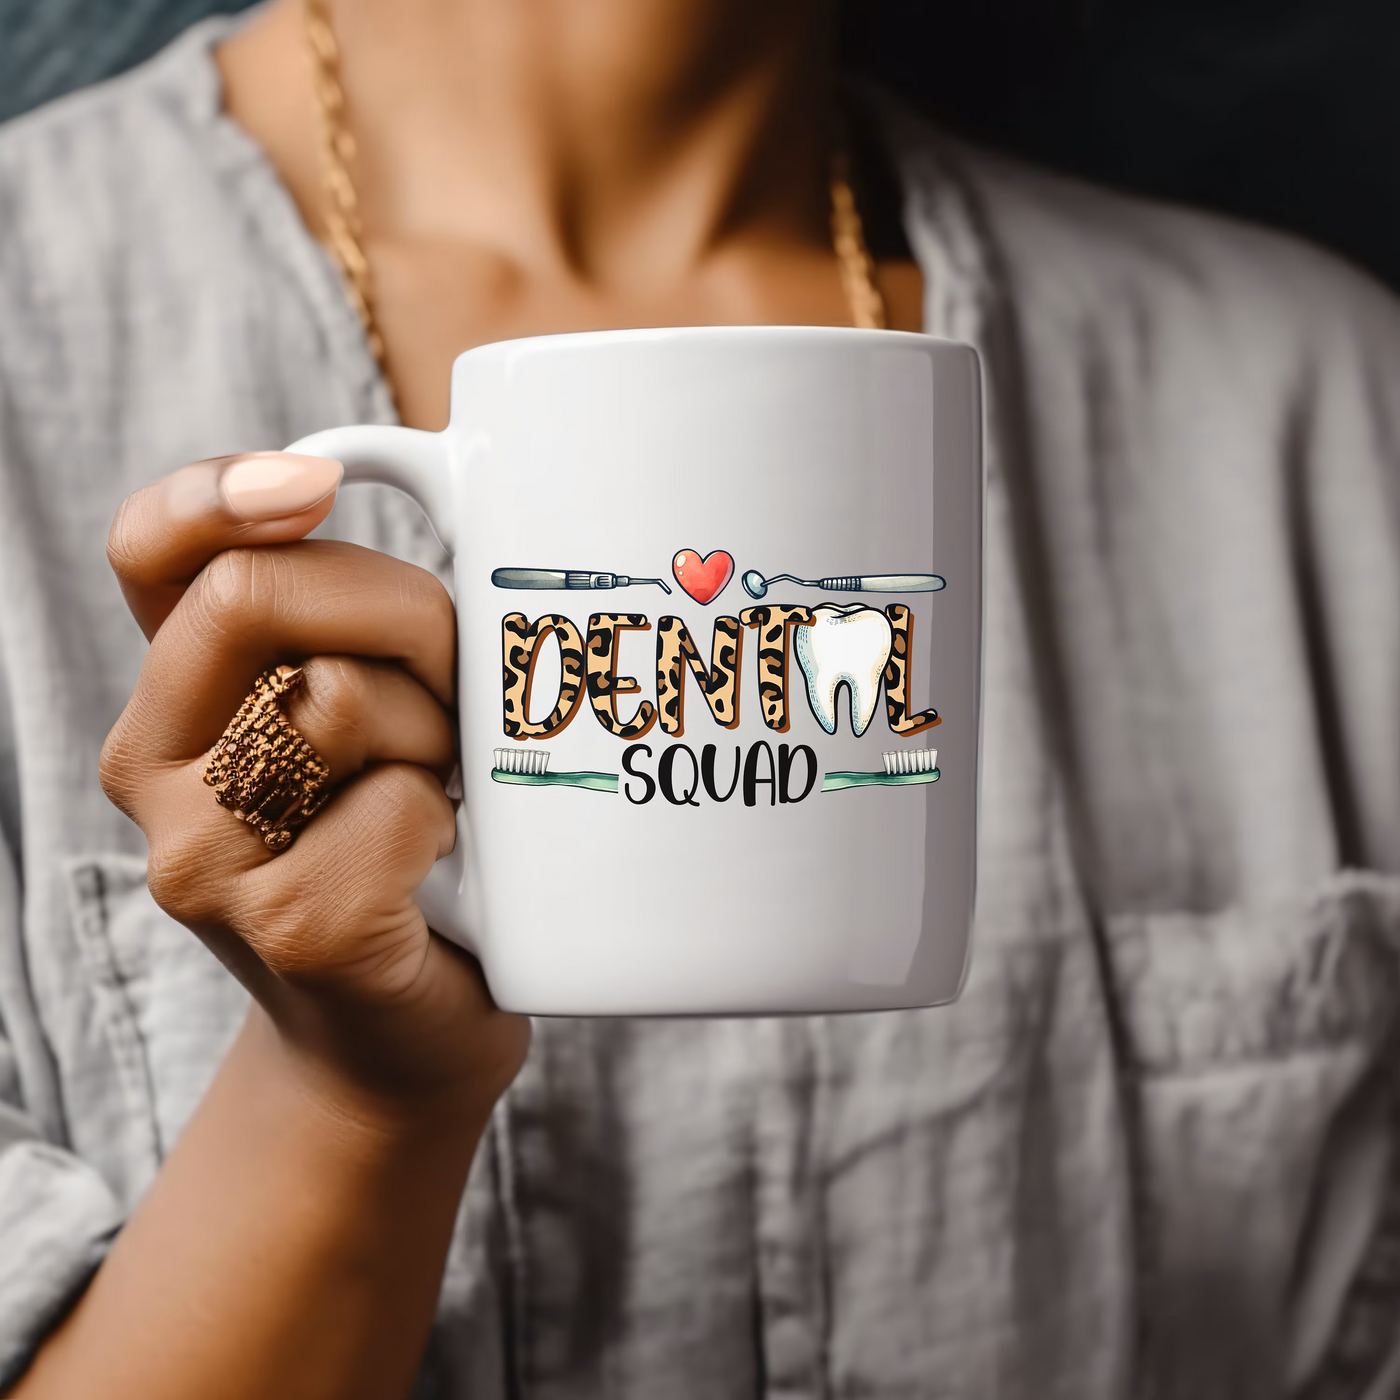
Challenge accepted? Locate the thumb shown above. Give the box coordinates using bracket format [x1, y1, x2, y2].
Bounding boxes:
[108, 452, 343, 639]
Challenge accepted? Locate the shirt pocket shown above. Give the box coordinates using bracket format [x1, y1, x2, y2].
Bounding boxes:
[1105, 870, 1400, 1400]
[63, 854, 248, 1203]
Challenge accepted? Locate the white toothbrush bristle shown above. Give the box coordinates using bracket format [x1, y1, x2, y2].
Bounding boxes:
[883, 748, 937, 775]
[494, 747, 551, 774]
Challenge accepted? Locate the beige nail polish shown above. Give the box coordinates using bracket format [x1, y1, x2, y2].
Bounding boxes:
[220, 452, 343, 520]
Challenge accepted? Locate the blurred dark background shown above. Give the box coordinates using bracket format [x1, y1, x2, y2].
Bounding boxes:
[3, 0, 1398, 291]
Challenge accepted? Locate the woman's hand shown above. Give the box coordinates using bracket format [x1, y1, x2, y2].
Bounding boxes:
[14, 452, 529, 1400]
[99, 450, 529, 1125]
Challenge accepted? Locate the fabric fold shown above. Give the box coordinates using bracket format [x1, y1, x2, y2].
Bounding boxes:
[0, 1138, 123, 1391]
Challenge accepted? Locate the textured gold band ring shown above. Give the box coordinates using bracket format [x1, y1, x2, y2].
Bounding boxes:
[204, 665, 332, 851]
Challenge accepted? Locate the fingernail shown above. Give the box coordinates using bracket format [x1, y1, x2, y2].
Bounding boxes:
[220, 452, 343, 520]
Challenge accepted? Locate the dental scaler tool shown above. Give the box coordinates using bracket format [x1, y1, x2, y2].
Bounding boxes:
[492, 567, 672, 594]
[741, 569, 944, 600]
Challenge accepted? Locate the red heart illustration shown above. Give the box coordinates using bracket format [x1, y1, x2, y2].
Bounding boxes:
[672, 549, 734, 605]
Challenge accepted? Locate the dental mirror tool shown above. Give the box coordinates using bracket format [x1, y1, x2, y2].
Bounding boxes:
[741, 569, 945, 600]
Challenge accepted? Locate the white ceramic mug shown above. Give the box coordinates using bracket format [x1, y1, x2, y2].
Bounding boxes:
[288, 325, 982, 1016]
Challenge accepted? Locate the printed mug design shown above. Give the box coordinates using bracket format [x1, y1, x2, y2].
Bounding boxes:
[671, 549, 734, 605]
[487, 745, 940, 796]
[491, 549, 946, 804]
[741, 567, 945, 599]
[492, 566, 672, 594]
[490, 747, 617, 792]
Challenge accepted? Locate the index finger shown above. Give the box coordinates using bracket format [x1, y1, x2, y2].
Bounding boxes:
[109, 452, 344, 639]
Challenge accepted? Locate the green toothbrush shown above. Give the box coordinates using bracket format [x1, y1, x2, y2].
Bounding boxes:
[823, 748, 940, 793]
[491, 748, 618, 793]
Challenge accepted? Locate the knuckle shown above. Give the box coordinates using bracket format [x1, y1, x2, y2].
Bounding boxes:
[105, 495, 147, 583]
[295, 656, 372, 742]
[189, 547, 260, 628]
[401, 566, 456, 639]
[228, 767, 453, 986]
[145, 837, 221, 926]
[386, 761, 450, 823]
[185, 547, 294, 639]
[241, 765, 444, 932]
[97, 720, 139, 815]
[338, 764, 454, 870]
[105, 475, 188, 588]
[97, 695, 161, 818]
[238, 902, 337, 980]
[373, 762, 453, 833]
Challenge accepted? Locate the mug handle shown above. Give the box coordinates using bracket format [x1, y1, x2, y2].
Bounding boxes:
[286, 425, 455, 546]
[283, 425, 477, 955]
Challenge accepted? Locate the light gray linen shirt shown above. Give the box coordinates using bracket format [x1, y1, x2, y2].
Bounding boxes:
[0, 15, 1398, 1399]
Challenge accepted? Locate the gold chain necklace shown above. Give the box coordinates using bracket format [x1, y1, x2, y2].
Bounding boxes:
[304, 0, 889, 412]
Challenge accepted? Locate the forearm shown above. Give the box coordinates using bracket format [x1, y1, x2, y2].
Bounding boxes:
[13, 1005, 484, 1400]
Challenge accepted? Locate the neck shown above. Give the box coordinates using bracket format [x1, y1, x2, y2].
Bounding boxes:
[225, 0, 841, 288]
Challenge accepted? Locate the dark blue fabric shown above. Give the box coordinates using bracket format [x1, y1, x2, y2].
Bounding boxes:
[884, 0, 1400, 293]
[0, 0, 256, 124]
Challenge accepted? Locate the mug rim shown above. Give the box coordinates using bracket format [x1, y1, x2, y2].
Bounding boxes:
[452, 323, 970, 369]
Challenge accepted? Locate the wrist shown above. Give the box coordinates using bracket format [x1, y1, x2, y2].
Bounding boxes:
[240, 1003, 494, 1161]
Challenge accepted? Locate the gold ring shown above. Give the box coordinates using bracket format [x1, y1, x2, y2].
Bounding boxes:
[204, 665, 332, 851]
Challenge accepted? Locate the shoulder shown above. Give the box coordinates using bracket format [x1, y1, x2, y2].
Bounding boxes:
[962, 137, 1395, 360]
[0, 13, 329, 477]
[887, 115, 1400, 876]
[889, 120, 1400, 415]
[0, 18, 252, 344]
[883, 102, 1400, 504]
[0, 21, 221, 207]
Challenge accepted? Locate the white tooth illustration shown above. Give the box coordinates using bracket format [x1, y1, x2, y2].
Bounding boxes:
[794, 604, 893, 736]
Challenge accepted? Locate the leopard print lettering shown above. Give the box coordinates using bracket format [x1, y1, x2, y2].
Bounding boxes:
[501, 613, 586, 739]
[883, 604, 941, 735]
[655, 615, 742, 736]
[739, 605, 814, 732]
[587, 613, 657, 739]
